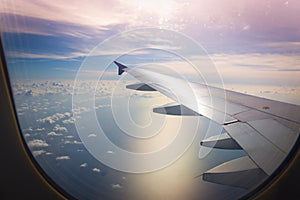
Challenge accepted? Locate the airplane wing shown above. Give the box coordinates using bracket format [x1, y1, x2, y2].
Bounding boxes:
[114, 61, 300, 189]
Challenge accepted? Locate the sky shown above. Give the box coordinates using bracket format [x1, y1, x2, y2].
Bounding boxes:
[1, 0, 300, 85]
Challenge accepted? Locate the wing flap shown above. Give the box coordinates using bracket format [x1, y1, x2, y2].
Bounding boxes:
[200, 133, 242, 149]
[153, 103, 201, 116]
[202, 156, 268, 189]
[224, 122, 286, 175]
[248, 119, 297, 153]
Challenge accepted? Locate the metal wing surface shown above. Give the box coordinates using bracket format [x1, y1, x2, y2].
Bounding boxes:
[114, 61, 300, 189]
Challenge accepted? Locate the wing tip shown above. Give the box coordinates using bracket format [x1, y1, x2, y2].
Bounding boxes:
[114, 61, 128, 75]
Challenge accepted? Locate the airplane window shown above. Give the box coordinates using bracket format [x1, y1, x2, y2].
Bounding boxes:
[1, 1, 300, 200]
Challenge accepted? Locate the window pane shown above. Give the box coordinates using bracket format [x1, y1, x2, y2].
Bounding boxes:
[1, 1, 300, 199]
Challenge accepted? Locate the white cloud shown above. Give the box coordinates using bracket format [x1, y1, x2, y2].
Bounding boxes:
[37, 117, 55, 124]
[3, 0, 299, 37]
[64, 112, 71, 117]
[62, 117, 75, 124]
[107, 150, 114, 154]
[7, 51, 88, 60]
[92, 168, 101, 173]
[72, 106, 91, 115]
[28, 139, 49, 148]
[53, 124, 68, 132]
[0, 0, 119, 34]
[47, 131, 63, 137]
[88, 133, 97, 137]
[111, 183, 122, 189]
[32, 150, 46, 156]
[73, 140, 82, 145]
[259, 42, 300, 52]
[64, 140, 71, 144]
[64, 140, 82, 145]
[12, 80, 73, 97]
[56, 156, 70, 160]
[95, 104, 111, 109]
[210, 53, 300, 85]
[37, 112, 67, 124]
[80, 163, 88, 168]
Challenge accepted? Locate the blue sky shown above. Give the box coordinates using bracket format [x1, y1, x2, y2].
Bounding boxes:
[1, 0, 300, 85]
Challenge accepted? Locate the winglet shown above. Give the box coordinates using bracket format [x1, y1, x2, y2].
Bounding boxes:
[114, 61, 128, 75]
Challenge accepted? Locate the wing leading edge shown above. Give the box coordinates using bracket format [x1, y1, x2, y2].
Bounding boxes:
[114, 61, 300, 189]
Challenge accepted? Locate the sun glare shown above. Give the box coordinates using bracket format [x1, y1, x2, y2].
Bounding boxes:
[136, 0, 176, 24]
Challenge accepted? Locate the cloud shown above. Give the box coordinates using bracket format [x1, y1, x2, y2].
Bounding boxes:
[56, 156, 70, 160]
[12, 80, 74, 97]
[107, 150, 114, 154]
[95, 104, 111, 109]
[259, 42, 300, 53]
[73, 140, 82, 145]
[72, 106, 91, 115]
[209, 53, 300, 85]
[131, 93, 155, 99]
[32, 150, 46, 156]
[53, 124, 68, 132]
[92, 168, 101, 173]
[47, 131, 63, 137]
[0, 0, 118, 33]
[278, 69, 300, 72]
[62, 117, 75, 124]
[37, 112, 68, 124]
[3, 0, 299, 39]
[37, 117, 55, 124]
[64, 140, 82, 145]
[261, 42, 300, 48]
[64, 112, 71, 117]
[111, 183, 122, 189]
[80, 163, 88, 168]
[7, 50, 88, 60]
[1, 0, 300, 67]
[88, 133, 97, 137]
[28, 139, 49, 148]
